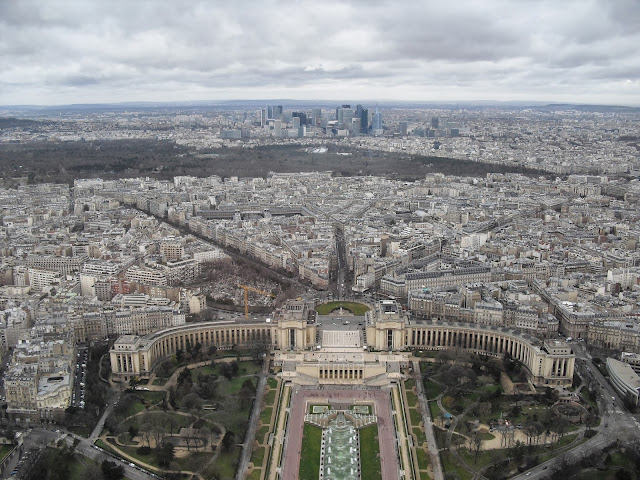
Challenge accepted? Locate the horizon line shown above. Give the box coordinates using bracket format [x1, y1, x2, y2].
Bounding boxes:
[2, 98, 639, 109]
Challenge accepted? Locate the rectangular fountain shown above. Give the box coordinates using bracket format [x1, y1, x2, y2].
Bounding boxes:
[319, 412, 360, 480]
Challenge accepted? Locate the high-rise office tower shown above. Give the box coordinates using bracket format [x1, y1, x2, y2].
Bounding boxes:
[336, 107, 353, 125]
[273, 105, 283, 119]
[311, 108, 321, 126]
[356, 105, 369, 134]
[372, 107, 383, 132]
[292, 116, 301, 129]
[431, 116, 439, 129]
[292, 112, 307, 125]
[400, 121, 408, 136]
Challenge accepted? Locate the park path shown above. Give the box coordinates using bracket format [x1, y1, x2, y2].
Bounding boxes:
[412, 361, 444, 480]
[267, 384, 290, 480]
[96, 435, 203, 480]
[392, 385, 414, 479]
[236, 354, 270, 480]
[145, 355, 253, 392]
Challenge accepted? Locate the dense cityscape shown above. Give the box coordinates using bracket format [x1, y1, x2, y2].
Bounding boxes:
[2, 0, 640, 479]
[0, 101, 638, 480]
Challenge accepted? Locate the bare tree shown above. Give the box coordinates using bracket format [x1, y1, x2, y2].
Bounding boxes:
[472, 431, 483, 464]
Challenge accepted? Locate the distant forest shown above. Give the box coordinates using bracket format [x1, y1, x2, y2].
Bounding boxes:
[0, 140, 547, 185]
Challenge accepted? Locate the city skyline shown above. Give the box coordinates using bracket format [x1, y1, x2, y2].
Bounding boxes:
[1, 0, 640, 106]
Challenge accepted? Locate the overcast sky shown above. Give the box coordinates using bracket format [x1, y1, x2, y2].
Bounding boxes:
[1, 0, 639, 106]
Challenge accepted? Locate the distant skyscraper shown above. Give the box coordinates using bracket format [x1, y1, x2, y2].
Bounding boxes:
[431, 116, 439, 129]
[372, 107, 383, 132]
[311, 108, 321, 126]
[273, 105, 283, 119]
[356, 105, 369, 134]
[292, 112, 307, 125]
[400, 121, 408, 136]
[336, 107, 353, 126]
[292, 116, 301, 129]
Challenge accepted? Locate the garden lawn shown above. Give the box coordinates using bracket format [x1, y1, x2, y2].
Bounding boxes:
[406, 390, 419, 408]
[409, 408, 422, 426]
[247, 469, 262, 480]
[264, 389, 276, 405]
[250, 446, 265, 467]
[211, 448, 241, 478]
[428, 401, 442, 420]
[256, 425, 270, 443]
[359, 424, 382, 480]
[260, 407, 273, 425]
[315, 301, 369, 316]
[441, 450, 473, 480]
[416, 447, 430, 471]
[122, 411, 193, 432]
[68, 425, 92, 438]
[138, 390, 165, 405]
[0, 445, 14, 462]
[413, 427, 427, 446]
[224, 375, 257, 394]
[423, 379, 444, 399]
[190, 364, 218, 378]
[299, 424, 322, 480]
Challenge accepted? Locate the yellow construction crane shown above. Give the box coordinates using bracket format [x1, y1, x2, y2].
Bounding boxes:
[237, 284, 276, 319]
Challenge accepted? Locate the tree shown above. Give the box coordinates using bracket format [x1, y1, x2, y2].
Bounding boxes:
[193, 341, 202, 359]
[5, 427, 16, 444]
[156, 359, 174, 378]
[239, 379, 256, 409]
[555, 416, 569, 441]
[471, 432, 483, 464]
[157, 440, 175, 467]
[183, 392, 203, 410]
[221, 362, 234, 380]
[512, 440, 525, 463]
[176, 349, 184, 363]
[82, 461, 102, 480]
[168, 386, 177, 409]
[221, 431, 235, 452]
[177, 367, 192, 386]
[128, 424, 139, 440]
[102, 460, 125, 480]
[251, 340, 269, 364]
[615, 470, 633, 480]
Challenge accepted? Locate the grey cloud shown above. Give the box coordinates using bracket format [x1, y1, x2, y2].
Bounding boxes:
[0, 0, 639, 105]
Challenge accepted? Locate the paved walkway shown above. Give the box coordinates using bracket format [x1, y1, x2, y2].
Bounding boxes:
[237, 356, 270, 480]
[413, 361, 444, 480]
[267, 384, 290, 480]
[392, 385, 413, 479]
